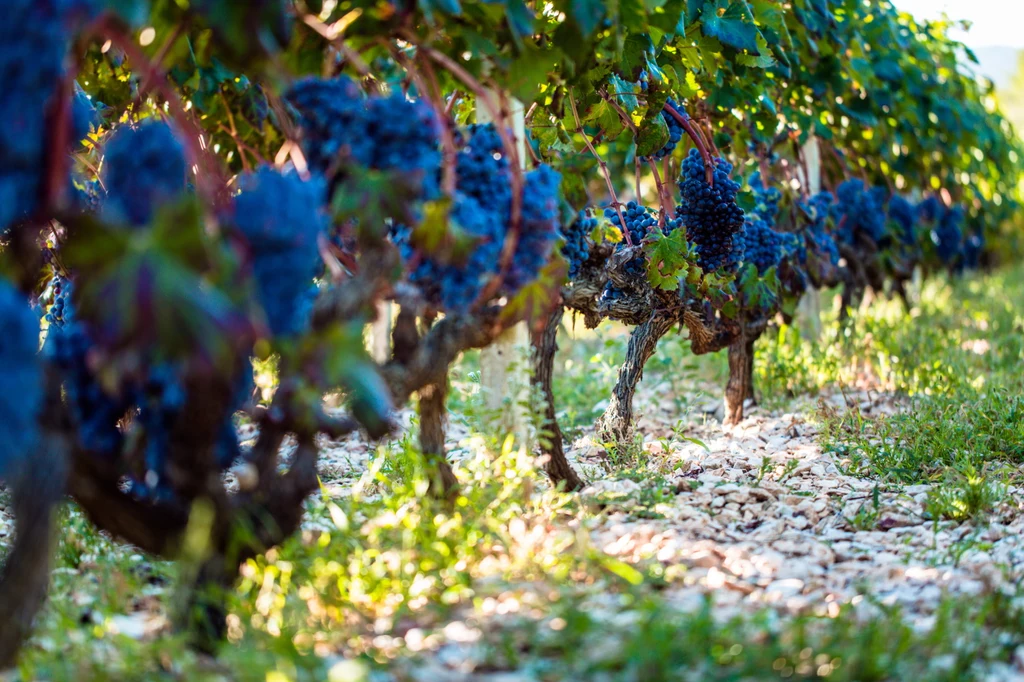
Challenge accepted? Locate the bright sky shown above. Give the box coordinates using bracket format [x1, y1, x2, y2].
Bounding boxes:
[895, 0, 1024, 48]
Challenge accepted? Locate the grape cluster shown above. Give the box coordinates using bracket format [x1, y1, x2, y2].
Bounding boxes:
[749, 171, 782, 223]
[832, 179, 886, 246]
[799, 192, 840, 268]
[285, 77, 366, 172]
[962, 231, 984, 270]
[888, 195, 917, 246]
[507, 165, 562, 292]
[456, 124, 512, 224]
[101, 121, 188, 227]
[399, 193, 501, 312]
[0, 0, 94, 232]
[641, 99, 685, 162]
[231, 167, 329, 337]
[677, 149, 745, 272]
[739, 218, 783, 274]
[0, 280, 43, 479]
[45, 275, 74, 329]
[398, 126, 562, 311]
[605, 201, 658, 244]
[46, 317, 130, 454]
[917, 196, 942, 225]
[286, 76, 441, 198]
[562, 210, 596, 279]
[932, 204, 964, 263]
[71, 85, 99, 148]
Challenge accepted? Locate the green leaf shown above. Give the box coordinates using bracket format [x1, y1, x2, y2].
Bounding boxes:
[701, 0, 761, 54]
[502, 260, 563, 325]
[599, 555, 645, 585]
[643, 229, 690, 290]
[636, 114, 670, 158]
[506, 46, 557, 103]
[607, 74, 640, 112]
[570, 0, 605, 37]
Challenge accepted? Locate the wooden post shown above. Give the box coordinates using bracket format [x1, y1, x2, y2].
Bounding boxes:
[797, 136, 823, 341]
[478, 96, 531, 444]
[369, 301, 392, 363]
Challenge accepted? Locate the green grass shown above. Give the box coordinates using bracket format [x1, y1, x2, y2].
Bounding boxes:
[9, 266, 1024, 680]
[754, 271, 1024, 490]
[18, 442, 1024, 682]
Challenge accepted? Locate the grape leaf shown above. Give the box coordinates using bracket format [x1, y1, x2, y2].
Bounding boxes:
[701, 0, 761, 54]
[643, 229, 690, 290]
[636, 114, 670, 158]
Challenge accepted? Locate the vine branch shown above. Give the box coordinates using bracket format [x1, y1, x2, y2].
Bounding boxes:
[663, 101, 715, 186]
[568, 88, 631, 246]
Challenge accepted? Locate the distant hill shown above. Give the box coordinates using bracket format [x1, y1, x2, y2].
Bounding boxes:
[971, 46, 1020, 89]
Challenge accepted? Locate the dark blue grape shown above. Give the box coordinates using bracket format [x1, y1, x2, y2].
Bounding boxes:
[562, 210, 596, 279]
[888, 195, 917, 246]
[832, 179, 886, 246]
[101, 120, 188, 227]
[0, 0, 96, 232]
[231, 167, 329, 337]
[677, 149, 745, 272]
[45, 317, 130, 455]
[604, 201, 658, 244]
[932, 204, 963, 264]
[45, 275, 75, 329]
[0, 280, 43, 479]
[285, 76, 368, 172]
[961, 230, 983, 270]
[286, 76, 441, 199]
[456, 124, 512, 224]
[917, 195, 942, 225]
[641, 98, 685, 162]
[397, 127, 559, 312]
[739, 217, 783, 274]
[507, 165, 562, 292]
[803, 192, 839, 262]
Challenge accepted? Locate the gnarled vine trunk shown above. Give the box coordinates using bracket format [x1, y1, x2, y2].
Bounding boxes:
[724, 333, 756, 426]
[531, 305, 584, 491]
[0, 442, 66, 668]
[596, 314, 676, 443]
[418, 380, 458, 497]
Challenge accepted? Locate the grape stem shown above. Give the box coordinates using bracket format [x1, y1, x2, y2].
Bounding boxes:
[692, 103, 721, 157]
[445, 90, 463, 116]
[44, 76, 74, 216]
[646, 157, 676, 223]
[567, 88, 632, 246]
[219, 93, 252, 172]
[663, 101, 715, 186]
[215, 123, 267, 167]
[389, 46, 458, 199]
[416, 55, 459, 196]
[301, 13, 374, 78]
[135, 22, 185, 104]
